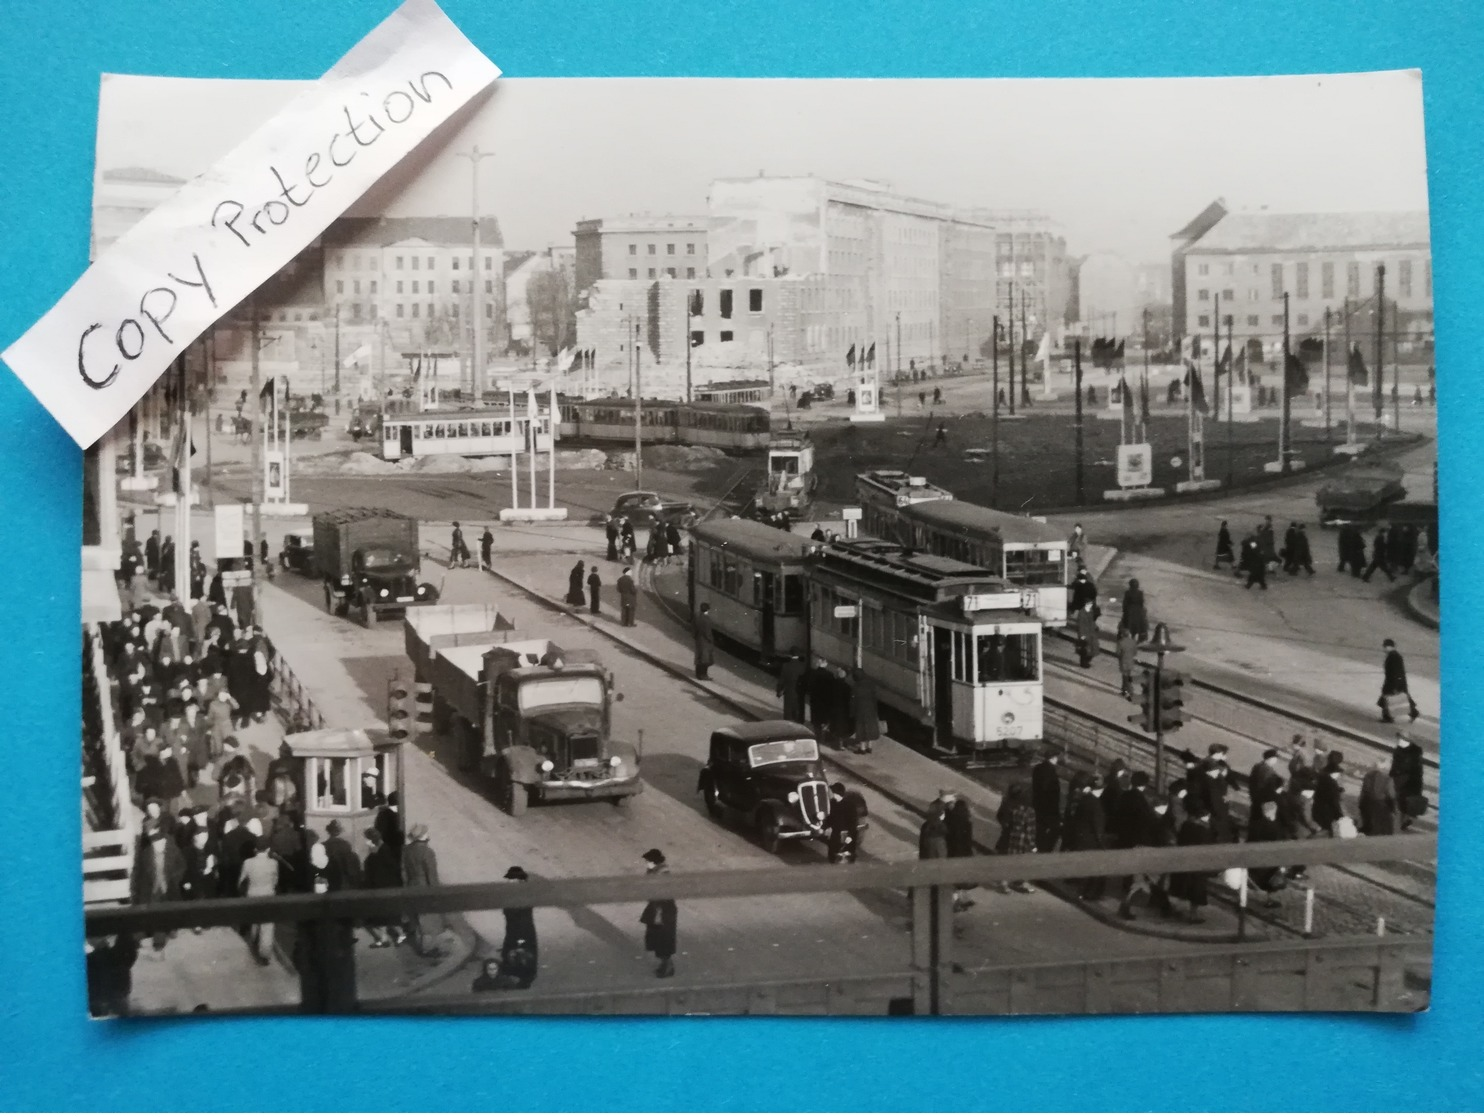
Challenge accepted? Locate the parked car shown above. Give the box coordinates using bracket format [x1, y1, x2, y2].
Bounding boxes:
[114, 441, 166, 474]
[697, 721, 836, 853]
[279, 532, 315, 575]
[609, 490, 696, 529]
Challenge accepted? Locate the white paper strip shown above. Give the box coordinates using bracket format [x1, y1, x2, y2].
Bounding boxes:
[2, 0, 499, 447]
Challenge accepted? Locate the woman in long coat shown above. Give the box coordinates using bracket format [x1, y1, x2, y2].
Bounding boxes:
[1312, 751, 1347, 835]
[1121, 579, 1148, 641]
[565, 560, 587, 606]
[402, 824, 446, 955]
[1116, 625, 1139, 699]
[227, 638, 272, 725]
[1075, 601, 1100, 669]
[850, 668, 880, 754]
[1358, 759, 1398, 836]
[639, 849, 677, 978]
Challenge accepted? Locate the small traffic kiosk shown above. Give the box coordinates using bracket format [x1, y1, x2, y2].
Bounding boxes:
[282, 727, 404, 857]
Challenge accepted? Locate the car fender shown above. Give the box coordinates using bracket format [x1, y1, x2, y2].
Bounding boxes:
[418, 582, 441, 604]
[754, 797, 788, 825]
[697, 765, 713, 794]
[503, 744, 544, 785]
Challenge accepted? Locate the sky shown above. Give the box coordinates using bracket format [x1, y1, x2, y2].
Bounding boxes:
[95, 72, 1430, 264]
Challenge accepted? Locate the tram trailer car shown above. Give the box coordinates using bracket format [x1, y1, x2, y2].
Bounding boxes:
[688, 518, 813, 665]
[558, 398, 770, 451]
[855, 472, 1069, 625]
[756, 430, 818, 514]
[807, 540, 1043, 761]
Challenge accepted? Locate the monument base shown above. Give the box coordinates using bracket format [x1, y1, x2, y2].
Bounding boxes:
[120, 476, 157, 492]
[1102, 487, 1168, 502]
[1262, 459, 1307, 474]
[239, 501, 311, 517]
[499, 506, 570, 523]
[1333, 442, 1368, 457]
[1174, 479, 1223, 494]
[849, 412, 886, 423]
[153, 492, 201, 508]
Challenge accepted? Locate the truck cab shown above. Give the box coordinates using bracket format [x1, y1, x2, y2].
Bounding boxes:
[315, 508, 439, 625]
[480, 641, 641, 815]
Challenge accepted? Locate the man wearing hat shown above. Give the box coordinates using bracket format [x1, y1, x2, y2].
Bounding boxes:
[776, 653, 809, 724]
[639, 849, 678, 978]
[1390, 734, 1427, 831]
[402, 823, 446, 957]
[361, 827, 405, 948]
[1378, 638, 1420, 724]
[131, 820, 186, 948]
[1248, 748, 1285, 814]
[500, 866, 538, 989]
[322, 820, 363, 890]
[617, 566, 638, 627]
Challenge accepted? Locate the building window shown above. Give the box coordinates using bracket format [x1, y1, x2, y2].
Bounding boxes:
[691, 330, 704, 346]
[369, 304, 376, 319]
[666, 268, 676, 278]
[428, 281, 436, 295]
[648, 244, 656, 256]
[1197, 288, 1210, 301]
[1296, 262, 1309, 299]
[351, 254, 360, 270]
[353, 280, 361, 295]
[1197, 314, 1210, 327]
[686, 268, 696, 279]
[412, 281, 420, 294]
[647, 269, 656, 279]
[1322, 261, 1335, 299]
[749, 289, 763, 312]
[486, 304, 494, 319]
[720, 331, 734, 342]
[720, 289, 733, 319]
[396, 281, 404, 294]
[427, 303, 434, 319]
[1197, 263, 1210, 276]
[451, 304, 459, 319]
[452, 257, 460, 270]
[1270, 263, 1284, 300]
[485, 280, 493, 294]
[369, 281, 378, 294]
[335, 280, 344, 294]
[452, 280, 460, 295]
[629, 244, 637, 256]
[485, 256, 493, 270]
[1399, 259, 1413, 297]
[1297, 314, 1310, 326]
[396, 304, 404, 318]
[629, 268, 638, 279]
[411, 304, 420, 318]
[334, 254, 344, 269]
[1246, 315, 1259, 326]
[667, 243, 675, 255]
[395, 256, 404, 270]
[1347, 262, 1360, 297]
[427, 257, 434, 270]
[351, 303, 361, 319]
[411, 257, 420, 271]
[1223, 288, 1234, 301]
[687, 243, 696, 255]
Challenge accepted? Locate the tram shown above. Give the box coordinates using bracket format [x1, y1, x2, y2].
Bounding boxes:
[686, 518, 1044, 760]
[854, 471, 1070, 624]
[755, 430, 818, 515]
[558, 398, 770, 451]
[379, 407, 553, 462]
[688, 518, 812, 664]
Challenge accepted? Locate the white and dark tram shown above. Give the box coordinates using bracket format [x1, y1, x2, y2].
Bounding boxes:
[379, 407, 553, 462]
[855, 470, 1071, 624]
[687, 519, 1044, 759]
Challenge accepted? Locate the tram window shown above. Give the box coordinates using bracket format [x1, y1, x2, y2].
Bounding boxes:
[977, 632, 1039, 682]
[434, 424, 446, 438]
[1005, 548, 1064, 586]
[952, 631, 974, 683]
[422, 424, 434, 438]
[457, 423, 468, 437]
[312, 757, 350, 810]
[781, 574, 804, 615]
[478, 422, 490, 437]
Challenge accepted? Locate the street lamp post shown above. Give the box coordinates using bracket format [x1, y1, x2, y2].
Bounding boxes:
[1140, 623, 1186, 794]
[456, 146, 497, 401]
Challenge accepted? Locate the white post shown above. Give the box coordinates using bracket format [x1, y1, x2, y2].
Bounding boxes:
[1303, 886, 1315, 936]
[1237, 869, 1248, 911]
[1376, 916, 1386, 937]
[527, 389, 537, 509]
[548, 381, 557, 509]
[508, 389, 518, 510]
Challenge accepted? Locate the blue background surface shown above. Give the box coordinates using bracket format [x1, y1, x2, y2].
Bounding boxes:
[1, 0, 1480, 1109]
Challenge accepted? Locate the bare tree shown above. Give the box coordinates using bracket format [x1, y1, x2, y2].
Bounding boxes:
[527, 269, 577, 357]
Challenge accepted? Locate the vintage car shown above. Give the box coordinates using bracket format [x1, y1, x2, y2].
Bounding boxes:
[609, 490, 697, 529]
[698, 720, 838, 853]
[279, 532, 316, 575]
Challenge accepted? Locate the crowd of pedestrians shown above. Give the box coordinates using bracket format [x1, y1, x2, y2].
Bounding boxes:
[1220, 513, 1436, 592]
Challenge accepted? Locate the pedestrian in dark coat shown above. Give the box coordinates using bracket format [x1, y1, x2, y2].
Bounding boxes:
[777, 654, 808, 723]
[322, 820, 363, 890]
[1116, 625, 1139, 699]
[1245, 799, 1288, 902]
[180, 827, 219, 911]
[1248, 748, 1285, 813]
[826, 782, 868, 864]
[449, 522, 470, 568]
[498, 866, 539, 988]
[1257, 515, 1278, 570]
[1121, 579, 1148, 641]
[1030, 748, 1063, 852]
[1064, 777, 1107, 900]
[565, 559, 586, 606]
[693, 603, 715, 679]
[1281, 522, 1300, 573]
[375, 791, 404, 861]
[1358, 758, 1398, 836]
[145, 530, 162, 582]
[1068, 569, 1098, 614]
[604, 517, 619, 562]
[616, 566, 638, 626]
[586, 565, 602, 615]
[806, 661, 835, 739]
[665, 521, 682, 565]
[1290, 523, 1315, 575]
[1362, 527, 1395, 583]
[639, 849, 678, 978]
[1074, 601, 1100, 668]
[479, 527, 494, 571]
[918, 803, 949, 860]
[1241, 533, 1267, 589]
[1391, 735, 1426, 829]
[402, 823, 446, 956]
[1378, 638, 1419, 723]
[997, 783, 1039, 893]
[850, 668, 880, 753]
[1175, 807, 1216, 921]
[1114, 773, 1160, 919]
[361, 827, 404, 947]
[1202, 748, 1235, 841]
[944, 797, 976, 908]
[1313, 751, 1346, 834]
[1214, 520, 1235, 569]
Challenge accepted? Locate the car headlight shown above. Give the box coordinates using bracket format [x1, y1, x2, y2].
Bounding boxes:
[379, 588, 389, 598]
[1001, 711, 1015, 725]
[609, 758, 625, 775]
[415, 584, 428, 597]
[787, 791, 800, 803]
[540, 759, 554, 773]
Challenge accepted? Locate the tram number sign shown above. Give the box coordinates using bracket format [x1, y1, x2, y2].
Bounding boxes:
[833, 604, 860, 619]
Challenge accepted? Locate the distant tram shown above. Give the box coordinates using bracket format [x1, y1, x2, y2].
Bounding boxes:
[855, 471, 1070, 625]
[558, 398, 770, 451]
[687, 519, 1044, 760]
[379, 407, 553, 462]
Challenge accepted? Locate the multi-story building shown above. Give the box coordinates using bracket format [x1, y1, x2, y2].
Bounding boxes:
[573, 215, 708, 295]
[967, 208, 1071, 341]
[1172, 202, 1432, 346]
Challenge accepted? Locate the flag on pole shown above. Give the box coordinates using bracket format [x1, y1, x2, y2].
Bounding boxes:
[1217, 344, 1232, 376]
[1348, 344, 1370, 386]
[1120, 375, 1134, 430]
[259, 376, 276, 402]
[1184, 361, 1210, 415]
[1035, 331, 1051, 366]
[865, 342, 876, 368]
[1139, 374, 1151, 428]
[169, 419, 196, 496]
[846, 343, 856, 369]
[1284, 351, 1310, 398]
[1111, 339, 1125, 369]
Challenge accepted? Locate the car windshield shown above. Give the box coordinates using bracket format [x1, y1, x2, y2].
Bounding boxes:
[359, 547, 409, 571]
[748, 738, 819, 767]
[519, 675, 605, 711]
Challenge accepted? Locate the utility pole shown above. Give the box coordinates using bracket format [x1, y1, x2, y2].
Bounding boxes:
[1225, 315, 1234, 488]
[333, 305, 341, 396]
[1343, 297, 1355, 446]
[685, 292, 694, 404]
[1073, 338, 1084, 505]
[1373, 264, 1386, 424]
[991, 314, 1000, 503]
[457, 146, 497, 401]
[1323, 306, 1333, 440]
[1280, 293, 1292, 474]
[766, 323, 774, 401]
[633, 317, 643, 490]
[1020, 287, 1029, 407]
[895, 312, 903, 408]
[1392, 300, 1402, 434]
[248, 296, 263, 612]
[1006, 287, 1016, 417]
[1140, 307, 1150, 444]
[1212, 293, 1221, 421]
[202, 332, 215, 511]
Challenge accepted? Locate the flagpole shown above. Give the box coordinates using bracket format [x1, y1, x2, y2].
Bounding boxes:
[509, 386, 518, 511]
[548, 380, 557, 509]
[1073, 338, 1084, 505]
[174, 355, 191, 603]
[1280, 292, 1292, 474]
[1212, 293, 1222, 422]
[991, 315, 1000, 503]
[1226, 314, 1234, 489]
[249, 296, 263, 620]
[1186, 335, 1196, 486]
[528, 389, 537, 509]
[1344, 297, 1355, 447]
[1323, 306, 1332, 442]
[1141, 308, 1150, 444]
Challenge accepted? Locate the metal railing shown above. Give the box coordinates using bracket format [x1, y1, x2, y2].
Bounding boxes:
[82, 624, 135, 907]
[85, 834, 1433, 1016]
[271, 649, 327, 732]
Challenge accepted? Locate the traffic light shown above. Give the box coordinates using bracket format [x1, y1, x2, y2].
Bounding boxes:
[386, 673, 415, 741]
[1129, 665, 1157, 733]
[1158, 671, 1186, 732]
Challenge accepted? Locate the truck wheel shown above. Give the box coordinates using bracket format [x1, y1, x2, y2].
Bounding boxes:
[360, 599, 375, 627]
[757, 808, 782, 854]
[323, 584, 334, 613]
[502, 776, 528, 817]
[702, 780, 722, 819]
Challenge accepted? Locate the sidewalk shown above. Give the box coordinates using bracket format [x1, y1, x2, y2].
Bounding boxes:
[474, 546, 1260, 946]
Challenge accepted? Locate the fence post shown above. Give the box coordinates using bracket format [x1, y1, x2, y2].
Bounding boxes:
[909, 887, 932, 1015]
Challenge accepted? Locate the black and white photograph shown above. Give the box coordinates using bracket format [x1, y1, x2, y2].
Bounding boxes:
[81, 71, 1437, 1018]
